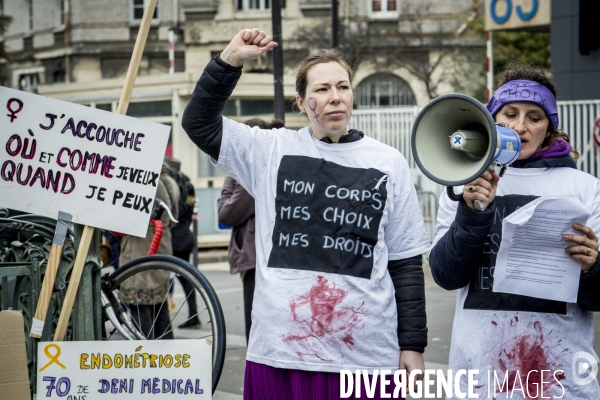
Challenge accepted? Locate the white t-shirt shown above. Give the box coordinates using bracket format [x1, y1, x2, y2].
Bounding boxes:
[433, 166, 600, 399]
[216, 118, 430, 373]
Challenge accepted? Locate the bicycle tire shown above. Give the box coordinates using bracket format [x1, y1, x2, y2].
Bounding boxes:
[101, 255, 226, 393]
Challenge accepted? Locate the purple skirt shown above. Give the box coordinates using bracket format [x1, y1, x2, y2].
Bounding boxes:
[243, 360, 404, 400]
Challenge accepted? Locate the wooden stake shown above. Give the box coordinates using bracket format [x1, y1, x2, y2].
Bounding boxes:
[53, 225, 94, 341]
[52, 0, 158, 341]
[30, 245, 63, 338]
[30, 211, 72, 339]
[116, 0, 159, 115]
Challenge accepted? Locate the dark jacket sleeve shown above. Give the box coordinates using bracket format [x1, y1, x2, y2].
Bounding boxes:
[218, 176, 255, 227]
[388, 255, 427, 353]
[578, 255, 600, 311]
[181, 55, 243, 161]
[429, 200, 495, 290]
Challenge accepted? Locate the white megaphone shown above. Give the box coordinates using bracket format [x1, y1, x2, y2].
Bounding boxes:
[411, 94, 522, 211]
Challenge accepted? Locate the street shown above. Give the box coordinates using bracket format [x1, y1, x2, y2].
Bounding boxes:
[196, 260, 600, 400]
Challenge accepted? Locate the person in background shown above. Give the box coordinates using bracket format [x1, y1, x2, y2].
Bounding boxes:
[119, 161, 180, 339]
[101, 231, 121, 268]
[269, 118, 285, 129]
[218, 118, 269, 343]
[182, 28, 429, 399]
[169, 171, 201, 328]
[429, 62, 600, 398]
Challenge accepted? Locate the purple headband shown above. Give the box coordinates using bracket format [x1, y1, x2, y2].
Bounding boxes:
[486, 79, 559, 130]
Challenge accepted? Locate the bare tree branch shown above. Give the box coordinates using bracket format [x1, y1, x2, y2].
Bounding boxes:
[287, 0, 485, 101]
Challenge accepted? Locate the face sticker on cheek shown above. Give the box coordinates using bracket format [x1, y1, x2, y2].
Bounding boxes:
[307, 97, 321, 125]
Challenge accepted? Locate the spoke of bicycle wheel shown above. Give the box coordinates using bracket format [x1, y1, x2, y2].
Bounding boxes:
[152, 269, 157, 338]
[148, 270, 174, 339]
[154, 282, 195, 340]
[129, 309, 145, 338]
[156, 285, 211, 340]
[171, 283, 197, 325]
[133, 273, 142, 335]
[167, 297, 188, 326]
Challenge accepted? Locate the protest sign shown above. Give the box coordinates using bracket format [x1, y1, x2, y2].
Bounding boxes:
[36, 340, 212, 399]
[0, 87, 170, 237]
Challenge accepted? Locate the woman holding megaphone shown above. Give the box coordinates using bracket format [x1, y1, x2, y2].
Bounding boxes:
[182, 29, 431, 399]
[429, 63, 600, 398]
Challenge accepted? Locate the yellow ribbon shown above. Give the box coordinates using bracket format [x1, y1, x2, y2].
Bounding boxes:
[39, 343, 66, 371]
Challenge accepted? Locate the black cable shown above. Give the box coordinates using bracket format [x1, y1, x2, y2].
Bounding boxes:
[446, 186, 463, 202]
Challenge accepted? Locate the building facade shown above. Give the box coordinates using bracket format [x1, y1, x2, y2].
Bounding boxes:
[551, 1, 600, 100]
[0, 0, 485, 242]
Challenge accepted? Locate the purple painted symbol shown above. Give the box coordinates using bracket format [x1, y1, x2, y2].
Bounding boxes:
[6, 98, 24, 122]
[307, 97, 320, 124]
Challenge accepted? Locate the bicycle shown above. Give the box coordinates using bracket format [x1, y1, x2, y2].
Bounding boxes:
[101, 199, 226, 392]
[0, 202, 226, 396]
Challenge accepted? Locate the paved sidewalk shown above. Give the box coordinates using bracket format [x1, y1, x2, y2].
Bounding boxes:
[196, 249, 229, 265]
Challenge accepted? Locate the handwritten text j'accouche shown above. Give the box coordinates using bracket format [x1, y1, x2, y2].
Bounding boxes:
[2, 107, 159, 214]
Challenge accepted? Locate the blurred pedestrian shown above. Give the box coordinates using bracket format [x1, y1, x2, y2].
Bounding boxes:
[218, 118, 269, 343]
[170, 172, 201, 328]
[119, 161, 180, 339]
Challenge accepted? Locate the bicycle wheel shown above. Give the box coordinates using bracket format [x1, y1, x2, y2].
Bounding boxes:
[101, 254, 226, 393]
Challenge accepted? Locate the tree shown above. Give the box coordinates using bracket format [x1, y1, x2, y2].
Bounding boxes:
[285, 19, 372, 72]
[287, 0, 485, 102]
[468, 16, 550, 77]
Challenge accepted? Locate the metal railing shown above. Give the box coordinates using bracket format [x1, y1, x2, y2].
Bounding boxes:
[351, 100, 600, 242]
[351, 106, 420, 169]
[417, 191, 439, 243]
[558, 99, 600, 177]
[351, 101, 600, 176]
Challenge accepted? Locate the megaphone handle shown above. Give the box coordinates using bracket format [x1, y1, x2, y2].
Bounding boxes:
[474, 199, 487, 211]
[473, 163, 503, 211]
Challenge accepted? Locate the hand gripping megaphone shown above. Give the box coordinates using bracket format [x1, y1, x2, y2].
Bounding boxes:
[411, 94, 521, 211]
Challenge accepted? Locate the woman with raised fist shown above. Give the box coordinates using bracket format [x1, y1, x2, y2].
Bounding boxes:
[182, 28, 430, 400]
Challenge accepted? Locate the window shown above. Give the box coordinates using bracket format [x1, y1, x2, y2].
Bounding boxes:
[237, 0, 285, 11]
[126, 100, 172, 118]
[131, 0, 159, 21]
[197, 150, 228, 178]
[52, 69, 65, 83]
[27, 0, 34, 30]
[19, 73, 40, 93]
[355, 73, 416, 108]
[0, 0, 4, 16]
[95, 103, 112, 112]
[59, 0, 65, 25]
[222, 99, 294, 116]
[370, 0, 398, 18]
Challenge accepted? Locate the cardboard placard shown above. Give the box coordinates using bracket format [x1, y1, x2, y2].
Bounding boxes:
[0, 87, 170, 237]
[0, 311, 31, 400]
[36, 340, 212, 399]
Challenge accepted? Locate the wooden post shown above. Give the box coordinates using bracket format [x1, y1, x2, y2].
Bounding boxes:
[30, 211, 72, 339]
[53, 0, 158, 341]
[271, 0, 285, 123]
[30, 246, 63, 338]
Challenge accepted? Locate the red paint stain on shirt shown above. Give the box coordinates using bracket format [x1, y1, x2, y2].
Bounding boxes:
[283, 275, 365, 350]
[494, 321, 566, 399]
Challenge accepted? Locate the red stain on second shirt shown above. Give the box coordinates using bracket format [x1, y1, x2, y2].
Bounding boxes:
[283, 275, 365, 351]
[493, 321, 567, 399]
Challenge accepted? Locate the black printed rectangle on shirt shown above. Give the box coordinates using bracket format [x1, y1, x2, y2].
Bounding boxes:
[463, 194, 567, 315]
[267, 155, 387, 279]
